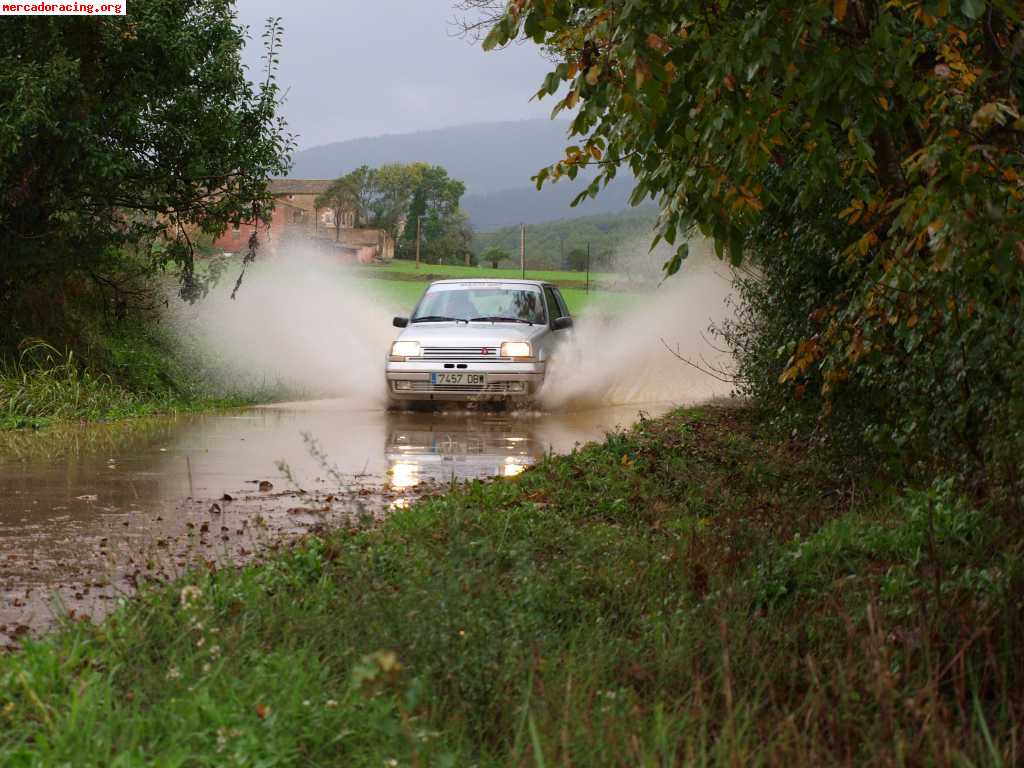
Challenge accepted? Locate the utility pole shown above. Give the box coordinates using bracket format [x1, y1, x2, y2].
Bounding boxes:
[415, 214, 424, 269]
[520, 223, 526, 279]
[586, 242, 591, 294]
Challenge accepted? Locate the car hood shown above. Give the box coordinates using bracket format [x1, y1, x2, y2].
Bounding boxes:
[396, 322, 545, 347]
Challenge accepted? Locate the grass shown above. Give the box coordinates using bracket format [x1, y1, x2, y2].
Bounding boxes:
[0, 266, 301, 431]
[0, 315, 271, 431]
[2, 404, 1020, 764]
[0, 342, 145, 430]
[354, 276, 633, 317]
[352, 260, 639, 316]
[361, 258, 619, 285]
[0, 346, 260, 430]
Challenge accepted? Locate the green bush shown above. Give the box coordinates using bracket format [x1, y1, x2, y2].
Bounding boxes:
[479, 0, 1024, 499]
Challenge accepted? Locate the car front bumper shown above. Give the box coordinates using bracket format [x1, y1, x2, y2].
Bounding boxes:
[385, 360, 545, 402]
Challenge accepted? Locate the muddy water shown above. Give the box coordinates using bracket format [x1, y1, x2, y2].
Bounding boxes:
[0, 399, 670, 643]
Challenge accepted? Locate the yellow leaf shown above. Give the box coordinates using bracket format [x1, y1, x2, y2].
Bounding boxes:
[834, 0, 848, 21]
[971, 102, 1000, 130]
[646, 33, 667, 52]
[877, 95, 889, 111]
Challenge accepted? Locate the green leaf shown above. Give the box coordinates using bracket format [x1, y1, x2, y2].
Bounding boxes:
[662, 242, 689, 276]
[482, 24, 503, 51]
[728, 227, 744, 265]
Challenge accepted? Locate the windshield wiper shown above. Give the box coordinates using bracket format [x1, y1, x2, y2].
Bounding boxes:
[469, 316, 534, 325]
[411, 315, 462, 323]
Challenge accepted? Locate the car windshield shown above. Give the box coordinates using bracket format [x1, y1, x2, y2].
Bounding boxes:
[412, 284, 547, 325]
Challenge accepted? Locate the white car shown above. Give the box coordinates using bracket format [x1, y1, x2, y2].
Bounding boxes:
[385, 279, 574, 407]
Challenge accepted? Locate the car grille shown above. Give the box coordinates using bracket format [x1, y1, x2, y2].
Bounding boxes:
[420, 346, 501, 361]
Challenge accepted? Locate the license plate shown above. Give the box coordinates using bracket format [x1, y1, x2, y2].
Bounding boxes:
[432, 373, 485, 385]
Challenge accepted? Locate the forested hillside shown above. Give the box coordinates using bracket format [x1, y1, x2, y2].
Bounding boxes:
[289, 119, 571, 193]
[471, 205, 658, 269]
[289, 119, 637, 228]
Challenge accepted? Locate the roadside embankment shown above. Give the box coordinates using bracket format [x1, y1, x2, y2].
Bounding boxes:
[0, 285, 282, 431]
[1, 404, 1020, 764]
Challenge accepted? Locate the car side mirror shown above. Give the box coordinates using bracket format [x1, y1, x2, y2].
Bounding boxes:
[552, 316, 574, 331]
[393, 316, 409, 328]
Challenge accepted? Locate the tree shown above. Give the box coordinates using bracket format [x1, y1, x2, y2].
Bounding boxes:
[0, 3, 293, 327]
[481, 246, 511, 269]
[424, 209, 474, 266]
[479, 0, 1024, 481]
[400, 164, 468, 260]
[337, 165, 379, 228]
[318, 162, 471, 263]
[565, 247, 588, 272]
[318, 163, 420, 245]
[371, 163, 420, 247]
[314, 178, 355, 242]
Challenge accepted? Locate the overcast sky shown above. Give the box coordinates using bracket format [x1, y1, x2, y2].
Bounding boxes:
[235, 0, 554, 151]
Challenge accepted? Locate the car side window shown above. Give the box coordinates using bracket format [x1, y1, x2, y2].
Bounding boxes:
[553, 288, 571, 319]
[543, 286, 562, 326]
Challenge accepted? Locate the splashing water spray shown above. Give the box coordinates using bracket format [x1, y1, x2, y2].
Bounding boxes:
[172, 237, 735, 412]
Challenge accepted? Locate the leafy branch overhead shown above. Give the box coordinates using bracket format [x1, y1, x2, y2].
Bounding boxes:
[478, 0, 1023, 480]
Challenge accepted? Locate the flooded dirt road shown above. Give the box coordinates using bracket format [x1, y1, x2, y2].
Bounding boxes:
[0, 399, 671, 643]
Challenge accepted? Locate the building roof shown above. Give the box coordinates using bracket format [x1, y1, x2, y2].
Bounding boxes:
[268, 179, 333, 195]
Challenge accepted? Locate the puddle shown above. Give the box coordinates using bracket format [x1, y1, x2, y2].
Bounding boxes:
[0, 398, 671, 643]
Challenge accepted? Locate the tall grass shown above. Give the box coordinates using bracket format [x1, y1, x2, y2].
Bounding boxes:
[1, 405, 1020, 764]
[0, 340, 145, 427]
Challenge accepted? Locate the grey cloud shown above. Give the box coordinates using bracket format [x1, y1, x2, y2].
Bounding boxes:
[235, 0, 554, 150]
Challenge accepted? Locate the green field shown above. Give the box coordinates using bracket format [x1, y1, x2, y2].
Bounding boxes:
[358, 278, 634, 317]
[357, 258, 617, 285]
[353, 260, 634, 316]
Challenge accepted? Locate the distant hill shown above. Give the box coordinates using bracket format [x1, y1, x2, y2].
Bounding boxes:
[461, 176, 636, 230]
[472, 206, 659, 271]
[288, 119, 639, 229]
[290, 119, 572, 193]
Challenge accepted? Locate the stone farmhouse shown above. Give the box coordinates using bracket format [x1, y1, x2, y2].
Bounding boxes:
[211, 179, 395, 262]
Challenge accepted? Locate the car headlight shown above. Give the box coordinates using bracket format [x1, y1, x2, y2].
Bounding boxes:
[500, 341, 532, 358]
[391, 340, 422, 359]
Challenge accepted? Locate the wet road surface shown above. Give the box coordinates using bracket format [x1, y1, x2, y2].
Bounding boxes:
[0, 399, 671, 643]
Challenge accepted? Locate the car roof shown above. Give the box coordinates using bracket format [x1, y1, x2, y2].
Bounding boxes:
[428, 278, 550, 287]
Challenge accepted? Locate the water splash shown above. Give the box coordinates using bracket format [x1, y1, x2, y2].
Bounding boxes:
[539, 238, 735, 410]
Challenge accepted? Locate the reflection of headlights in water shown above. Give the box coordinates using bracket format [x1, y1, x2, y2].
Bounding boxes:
[503, 458, 526, 477]
[389, 461, 420, 489]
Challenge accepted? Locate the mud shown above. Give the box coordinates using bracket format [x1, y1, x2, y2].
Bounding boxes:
[0, 399, 673, 644]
